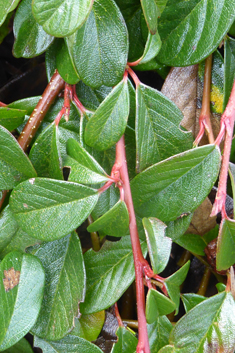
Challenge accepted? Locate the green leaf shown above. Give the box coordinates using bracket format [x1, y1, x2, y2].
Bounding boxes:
[224, 36, 235, 111]
[34, 335, 104, 353]
[146, 289, 176, 324]
[167, 213, 206, 255]
[2, 338, 33, 353]
[9, 178, 99, 241]
[31, 232, 85, 340]
[56, 38, 80, 84]
[0, 251, 45, 350]
[165, 213, 206, 255]
[141, 0, 159, 34]
[0, 0, 20, 26]
[147, 316, 173, 353]
[229, 162, 235, 212]
[0, 206, 19, 255]
[216, 283, 226, 292]
[157, 0, 235, 66]
[111, 327, 138, 353]
[13, 0, 54, 58]
[181, 293, 206, 313]
[0, 125, 37, 190]
[136, 83, 193, 172]
[131, 145, 221, 222]
[80, 237, 147, 314]
[164, 261, 190, 315]
[136, 31, 162, 65]
[169, 292, 235, 352]
[29, 123, 63, 180]
[0, 228, 41, 260]
[0, 108, 26, 131]
[71, 311, 105, 341]
[65, 138, 109, 184]
[87, 200, 129, 237]
[8, 97, 41, 116]
[143, 217, 171, 274]
[75, 81, 112, 111]
[216, 218, 235, 271]
[85, 79, 129, 151]
[73, 0, 128, 88]
[32, 0, 93, 37]
[158, 346, 175, 353]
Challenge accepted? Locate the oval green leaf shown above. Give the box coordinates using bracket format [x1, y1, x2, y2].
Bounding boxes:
[85, 79, 130, 150]
[29, 122, 63, 180]
[13, 0, 54, 58]
[131, 145, 221, 222]
[141, 0, 159, 34]
[157, 0, 235, 66]
[31, 232, 85, 340]
[0, 107, 26, 131]
[146, 289, 176, 324]
[136, 83, 193, 172]
[9, 178, 99, 241]
[169, 292, 235, 352]
[0, 251, 45, 350]
[32, 0, 93, 37]
[80, 237, 147, 314]
[34, 335, 104, 353]
[111, 327, 138, 353]
[73, 0, 128, 88]
[87, 200, 129, 237]
[0, 125, 37, 190]
[143, 217, 171, 274]
[65, 138, 109, 184]
[216, 218, 235, 271]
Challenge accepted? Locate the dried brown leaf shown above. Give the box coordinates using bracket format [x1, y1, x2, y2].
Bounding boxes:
[187, 197, 217, 236]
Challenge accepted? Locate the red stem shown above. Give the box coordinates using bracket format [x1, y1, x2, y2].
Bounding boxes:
[126, 67, 140, 87]
[18, 70, 65, 150]
[211, 79, 235, 218]
[115, 136, 150, 353]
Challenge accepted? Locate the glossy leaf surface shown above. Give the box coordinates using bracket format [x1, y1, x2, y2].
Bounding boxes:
[168, 292, 235, 352]
[87, 200, 129, 237]
[136, 31, 162, 65]
[31, 232, 85, 340]
[56, 39, 80, 84]
[73, 0, 128, 88]
[32, 0, 93, 37]
[131, 145, 221, 222]
[0, 251, 45, 350]
[0, 0, 20, 26]
[29, 123, 63, 180]
[143, 217, 171, 274]
[10, 178, 99, 241]
[0, 206, 19, 254]
[0, 107, 26, 131]
[136, 83, 193, 172]
[80, 237, 147, 314]
[146, 289, 176, 324]
[181, 293, 206, 313]
[111, 327, 137, 353]
[148, 316, 173, 353]
[34, 335, 104, 353]
[216, 218, 235, 271]
[65, 138, 109, 184]
[85, 79, 129, 151]
[0, 125, 37, 190]
[141, 0, 159, 34]
[71, 311, 105, 341]
[157, 0, 235, 66]
[164, 261, 190, 315]
[13, 0, 54, 58]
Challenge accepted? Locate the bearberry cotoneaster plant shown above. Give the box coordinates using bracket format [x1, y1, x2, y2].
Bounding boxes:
[1, 0, 235, 352]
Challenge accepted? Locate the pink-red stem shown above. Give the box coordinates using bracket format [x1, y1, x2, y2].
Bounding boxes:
[115, 136, 150, 353]
[211, 79, 235, 218]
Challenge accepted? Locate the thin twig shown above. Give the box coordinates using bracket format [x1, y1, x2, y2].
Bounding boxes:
[194, 54, 214, 145]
